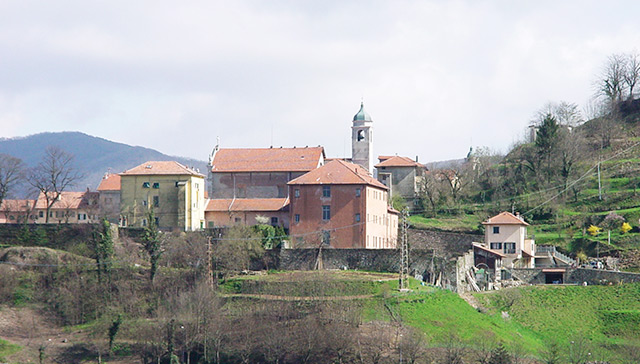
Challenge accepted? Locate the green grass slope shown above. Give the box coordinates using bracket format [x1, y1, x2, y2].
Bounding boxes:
[476, 284, 640, 358]
[224, 271, 546, 353]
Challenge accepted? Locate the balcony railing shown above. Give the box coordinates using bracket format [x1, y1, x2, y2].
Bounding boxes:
[536, 246, 556, 254]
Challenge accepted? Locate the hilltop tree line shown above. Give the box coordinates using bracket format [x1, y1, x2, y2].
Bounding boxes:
[416, 52, 640, 220]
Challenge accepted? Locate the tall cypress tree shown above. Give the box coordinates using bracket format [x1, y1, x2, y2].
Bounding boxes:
[535, 113, 559, 182]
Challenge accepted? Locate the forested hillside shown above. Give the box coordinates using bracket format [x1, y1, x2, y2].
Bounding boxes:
[411, 52, 640, 269]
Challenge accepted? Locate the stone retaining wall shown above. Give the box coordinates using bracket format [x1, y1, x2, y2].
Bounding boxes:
[511, 267, 640, 285]
[253, 248, 459, 290]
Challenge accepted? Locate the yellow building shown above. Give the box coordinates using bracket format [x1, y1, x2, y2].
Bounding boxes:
[119, 161, 205, 231]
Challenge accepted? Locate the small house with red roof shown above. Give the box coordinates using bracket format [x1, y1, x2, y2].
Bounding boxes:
[119, 161, 205, 231]
[33, 190, 99, 224]
[375, 155, 427, 208]
[288, 159, 398, 249]
[0, 199, 37, 224]
[482, 211, 536, 268]
[97, 172, 121, 224]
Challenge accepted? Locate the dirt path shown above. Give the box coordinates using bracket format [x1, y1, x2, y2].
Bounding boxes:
[457, 292, 482, 309]
[221, 293, 375, 301]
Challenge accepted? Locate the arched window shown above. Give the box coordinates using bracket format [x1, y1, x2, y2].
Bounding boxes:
[357, 130, 365, 141]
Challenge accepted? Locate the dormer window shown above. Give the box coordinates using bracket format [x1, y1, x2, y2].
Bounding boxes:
[142, 182, 150, 188]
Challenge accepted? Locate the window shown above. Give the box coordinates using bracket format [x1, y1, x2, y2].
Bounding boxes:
[142, 219, 147, 227]
[355, 188, 361, 197]
[490, 242, 502, 250]
[271, 217, 278, 226]
[357, 130, 365, 141]
[153, 196, 159, 207]
[142, 182, 150, 188]
[294, 189, 300, 198]
[152, 182, 160, 189]
[504, 243, 516, 254]
[143, 200, 148, 207]
[234, 217, 241, 223]
[493, 226, 500, 234]
[155, 217, 159, 226]
[208, 221, 214, 228]
[355, 213, 361, 222]
[294, 214, 300, 223]
[322, 205, 331, 220]
[39, 211, 43, 218]
[323, 185, 331, 198]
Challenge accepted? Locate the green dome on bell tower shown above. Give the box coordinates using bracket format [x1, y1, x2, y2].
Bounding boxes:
[353, 102, 372, 122]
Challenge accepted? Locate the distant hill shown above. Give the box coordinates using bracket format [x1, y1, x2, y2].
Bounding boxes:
[0, 132, 208, 198]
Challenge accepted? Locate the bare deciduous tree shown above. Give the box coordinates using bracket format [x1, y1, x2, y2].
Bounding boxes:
[623, 52, 640, 100]
[28, 146, 81, 223]
[598, 53, 627, 110]
[0, 154, 23, 207]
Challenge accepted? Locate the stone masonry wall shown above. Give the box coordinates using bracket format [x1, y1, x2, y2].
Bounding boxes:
[408, 228, 482, 256]
[253, 248, 459, 291]
[511, 268, 640, 285]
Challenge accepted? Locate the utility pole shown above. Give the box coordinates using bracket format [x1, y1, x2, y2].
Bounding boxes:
[400, 208, 409, 291]
[207, 236, 214, 289]
[598, 161, 602, 200]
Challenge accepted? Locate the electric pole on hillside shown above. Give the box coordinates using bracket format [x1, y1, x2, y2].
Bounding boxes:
[207, 236, 214, 289]
[400, 208, 409, 290]
[598, 160, 602, 200]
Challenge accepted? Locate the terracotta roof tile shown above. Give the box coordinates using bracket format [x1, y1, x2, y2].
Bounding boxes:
[35, 191, 99, 210]
[206, 198, 289, 212]
[473, 243, 506, 257]
[482, 211, 529, 226]
[0, 199, 35, 212]
[375, 155, 424, 168]
[288, 159, 388, 189]
[120, 161, 204, 177]
[97, 173, 121, 191]
[211, 147, 324, 172]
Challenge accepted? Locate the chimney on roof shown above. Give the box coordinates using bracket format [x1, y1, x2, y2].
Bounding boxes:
[515, 212, 524, 221]
[416, 155, 419, 162]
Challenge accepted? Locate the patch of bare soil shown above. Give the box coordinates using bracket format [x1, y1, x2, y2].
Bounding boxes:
[0, 247, 93, 267]
[0, 305, 127, 364]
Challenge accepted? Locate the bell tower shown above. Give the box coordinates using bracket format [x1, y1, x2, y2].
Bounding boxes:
[351, 102, 373, 173]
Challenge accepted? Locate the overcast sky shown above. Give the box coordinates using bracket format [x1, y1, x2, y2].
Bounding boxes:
[1, 1, 639, 163]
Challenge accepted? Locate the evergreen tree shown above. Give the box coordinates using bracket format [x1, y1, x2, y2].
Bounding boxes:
[488, 343, 512, 364]
[535, 113, 559, 182]
[94, 219, 114, 284]
[142, 209, 162, 282]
